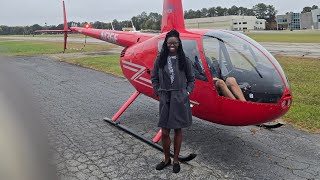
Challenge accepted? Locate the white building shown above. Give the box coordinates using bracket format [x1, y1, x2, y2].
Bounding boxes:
[311, 9, 320, 29]
[185, 16, 266, 31]
[276, 9, 320, 30]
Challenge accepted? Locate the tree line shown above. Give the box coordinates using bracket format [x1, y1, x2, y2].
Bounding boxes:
[0, 4, 318, 35]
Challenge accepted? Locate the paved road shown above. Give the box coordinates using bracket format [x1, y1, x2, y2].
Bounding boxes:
[260, 42, 320, 58]
[2, 56, 320, 179]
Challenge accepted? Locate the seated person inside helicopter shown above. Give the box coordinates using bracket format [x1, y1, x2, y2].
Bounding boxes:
[192, 55, 208, 81]
[206, 57, 246, 101]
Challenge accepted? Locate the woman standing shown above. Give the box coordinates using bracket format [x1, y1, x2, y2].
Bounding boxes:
[151, 30, 195, 173]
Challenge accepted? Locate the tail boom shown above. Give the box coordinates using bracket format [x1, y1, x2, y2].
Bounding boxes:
[69, 27, 155, 47]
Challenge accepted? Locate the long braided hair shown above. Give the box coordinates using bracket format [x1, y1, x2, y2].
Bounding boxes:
[159, 30, 187, 71]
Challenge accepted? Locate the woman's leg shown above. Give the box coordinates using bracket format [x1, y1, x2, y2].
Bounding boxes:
[162, 128, 171, 162]
[214, 78, 236, 99]
[225, 77, 246, 101]
[173, 128, 182, 163]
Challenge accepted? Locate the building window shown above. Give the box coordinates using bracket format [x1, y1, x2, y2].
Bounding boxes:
[233, 22, 237, 25]
[239, 22, 242, 24]
[243, 22, 247, 24]
[243, 27, 247, 30]
[260, 22, 262, 24]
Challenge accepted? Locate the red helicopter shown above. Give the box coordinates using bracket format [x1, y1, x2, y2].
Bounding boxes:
[37, 0, 292, 161]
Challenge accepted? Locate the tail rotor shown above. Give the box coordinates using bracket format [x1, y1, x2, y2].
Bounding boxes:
[34, 0, 70, 53]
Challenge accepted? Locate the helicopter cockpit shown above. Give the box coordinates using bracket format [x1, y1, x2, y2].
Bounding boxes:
[202, 30, 288, 103]
[157, 30, 288, 104]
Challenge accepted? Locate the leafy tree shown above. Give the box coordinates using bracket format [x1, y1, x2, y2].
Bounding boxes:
[148, 12, 162, 30]
[30, 24, 43, 31]
[93, 21, 104, 29]
[266, 5, 277, 20]
[112, 19, 121, 30]
[184, 9, 196, 19]
[253, 3, 268, 19]
[207, 7, 216, 17]
[302, 6, 312, 13]
[303, 5, 319, 13]
[56, 24, 64, 30]
[133, 12, 148, 30]
[201, 8, 208, 17]
[194, 10, 202, 18]
[216, 6, 228, 16]
[239, 7, 255, 16]
[228, 5, 240, 15]
[0, 26, 9, 35]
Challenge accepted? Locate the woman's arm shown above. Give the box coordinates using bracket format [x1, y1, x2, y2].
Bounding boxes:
[185, 57, 195, 93]
[151, 57, 160, 96]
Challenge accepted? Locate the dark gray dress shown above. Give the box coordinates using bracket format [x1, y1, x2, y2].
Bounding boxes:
[151, 55, 195, 129]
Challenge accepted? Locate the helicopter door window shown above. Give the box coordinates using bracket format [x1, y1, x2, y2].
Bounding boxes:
[203, 31, 286, 103]
[158, 39, 208, 81]
[203, 36, 247, 101]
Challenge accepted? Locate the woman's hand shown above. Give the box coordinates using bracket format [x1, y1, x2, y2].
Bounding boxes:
[212, 77, 219, 81]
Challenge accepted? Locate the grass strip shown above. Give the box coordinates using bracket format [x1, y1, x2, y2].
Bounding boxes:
[276, 55, 320, 133]
[0, 40, 113, 56]
[62, 55, 122, 76]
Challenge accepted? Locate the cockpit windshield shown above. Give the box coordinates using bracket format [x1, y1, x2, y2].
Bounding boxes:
[203, 31, 288, 103]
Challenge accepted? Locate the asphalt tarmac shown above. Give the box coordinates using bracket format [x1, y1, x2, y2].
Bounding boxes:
[1, 56, 319, 180]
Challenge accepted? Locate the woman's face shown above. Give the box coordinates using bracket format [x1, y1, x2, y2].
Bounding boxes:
[167, 37, 179, 55]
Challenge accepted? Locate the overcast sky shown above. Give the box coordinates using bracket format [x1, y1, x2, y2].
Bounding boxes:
[1, 0, 320, 26]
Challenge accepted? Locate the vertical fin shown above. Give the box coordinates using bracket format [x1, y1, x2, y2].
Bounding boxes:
[161, 0, 185, 33]
[62, 0, 68, 31]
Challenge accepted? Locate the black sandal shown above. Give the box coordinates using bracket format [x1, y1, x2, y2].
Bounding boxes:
[156, 159, 171, 170]
[173, 162, 180, 173]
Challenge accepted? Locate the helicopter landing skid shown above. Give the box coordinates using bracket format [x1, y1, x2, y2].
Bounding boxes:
[103, 91, 196, 162]
[104, 117, 197, 162]
[257, 121, 285, 129]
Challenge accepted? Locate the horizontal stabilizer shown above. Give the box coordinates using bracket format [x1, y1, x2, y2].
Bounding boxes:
[34, 30, 71, 33]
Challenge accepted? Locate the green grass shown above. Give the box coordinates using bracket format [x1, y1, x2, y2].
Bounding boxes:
[0, 40, 113, 56]
[1, 34, 89, 38]
[276, 56, 320, 133]
[245, 33, 320, 43]
[62, 55, 122, 76]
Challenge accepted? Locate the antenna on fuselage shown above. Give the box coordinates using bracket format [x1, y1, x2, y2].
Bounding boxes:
[131, 20, 137, 32]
